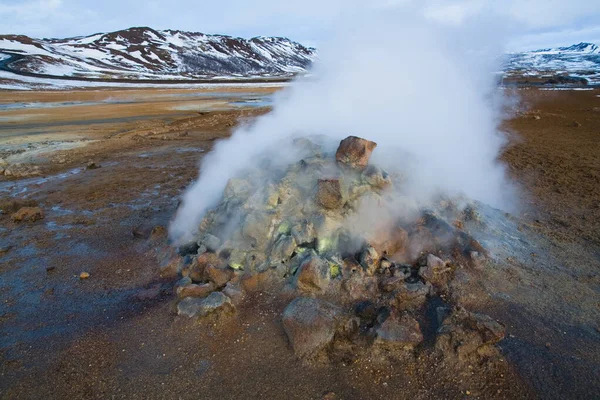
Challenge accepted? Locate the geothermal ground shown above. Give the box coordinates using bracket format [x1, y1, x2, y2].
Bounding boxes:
[0, 86, 599, 399]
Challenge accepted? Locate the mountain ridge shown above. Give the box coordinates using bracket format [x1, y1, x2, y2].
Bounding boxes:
[0, 26, 317, 80]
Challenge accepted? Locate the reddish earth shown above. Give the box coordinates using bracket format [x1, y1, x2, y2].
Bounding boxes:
[0, 87, 599, 399]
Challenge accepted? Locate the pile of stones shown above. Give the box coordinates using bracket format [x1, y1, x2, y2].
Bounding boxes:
[168, 135, 505, 364]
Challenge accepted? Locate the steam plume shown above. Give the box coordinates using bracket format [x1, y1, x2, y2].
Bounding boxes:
[170, 5, 515, 244]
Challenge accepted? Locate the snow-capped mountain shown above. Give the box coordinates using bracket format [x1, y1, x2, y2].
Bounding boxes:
[0, 27, 317, 80]
[505, 42, 600, 84]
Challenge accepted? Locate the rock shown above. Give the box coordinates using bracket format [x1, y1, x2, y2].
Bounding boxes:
[375, 312, 423, 349]
[342, 273, 379, 300]
[205, 264, 233, 287]
[392, 281, 431, 310]
[291, 220, 316, 247]
[271, 235, 296, 262]
[86, 161, 100, 170]
[177, 282, 215, 299]
[359, 245, 380, 276]
[79, 272, 90, 279]
[11, 207, 44, 222]
[335, 136, 377, 169]
[190, 252, 224, 282]
[149, 225, 167, 241]
[242, 211, 274, 248]
[282, 297, 343, 359]
[294, 254, 330, 293]
[177, 292, 234, 318]
[315, 179, 344, 210]
[199, 233, 221, 253]
[222, 282, 245, 305]
[362, 165, 391, 189]
[419, 254, 451, 288]
[240, 270, 270, 292]
[436, 307, 505, 362]
[224, 178, 251, 200]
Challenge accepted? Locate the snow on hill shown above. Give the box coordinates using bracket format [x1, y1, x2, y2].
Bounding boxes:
[505, 42, 600, 84]
[0, 27, 317, 80]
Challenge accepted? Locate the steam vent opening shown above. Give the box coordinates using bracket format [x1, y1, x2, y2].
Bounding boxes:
[167, 134, 507, 365]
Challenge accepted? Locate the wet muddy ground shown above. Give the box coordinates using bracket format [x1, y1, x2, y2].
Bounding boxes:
[0, 87, 599, 399]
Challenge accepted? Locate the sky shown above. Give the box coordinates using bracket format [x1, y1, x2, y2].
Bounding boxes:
[0, 0, 599, 51]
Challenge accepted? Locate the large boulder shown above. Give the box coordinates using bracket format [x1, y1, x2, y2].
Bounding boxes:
[335, 136, 377, 169]
[283, 297, 354, 359]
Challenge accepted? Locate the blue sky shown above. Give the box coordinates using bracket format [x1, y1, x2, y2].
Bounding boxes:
[0, 0, 599, 51]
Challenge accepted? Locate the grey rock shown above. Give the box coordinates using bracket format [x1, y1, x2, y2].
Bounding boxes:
[282, 297, 342, 359]
[375, 312, 423, 348]
[177, 292, 234, 318]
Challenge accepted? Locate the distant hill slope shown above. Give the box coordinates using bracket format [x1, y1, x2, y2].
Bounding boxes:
[0, 27, 317, 80]
[505, 42, 600, 85]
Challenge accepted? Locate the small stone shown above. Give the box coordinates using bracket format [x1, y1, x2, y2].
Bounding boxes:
[359, 245, 380, 276]
[177, 292, 234, 318]
[79, 272, 90, 279]
[222, 282, 245, 305]
[86, 161, 100, 170]
[11, 207, 44, 222]
[335, 136, 377, 169]
[177, 282, 215, 299]
[362, 165, 391, 189]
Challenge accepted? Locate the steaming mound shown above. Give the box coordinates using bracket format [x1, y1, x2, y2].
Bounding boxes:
[170, 135, 505, 363]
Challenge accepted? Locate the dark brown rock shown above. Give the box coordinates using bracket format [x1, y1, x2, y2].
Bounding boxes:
[335, 136, 377, 169]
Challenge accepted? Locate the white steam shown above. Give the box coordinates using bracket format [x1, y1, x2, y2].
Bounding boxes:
[170, 5, 515, 244]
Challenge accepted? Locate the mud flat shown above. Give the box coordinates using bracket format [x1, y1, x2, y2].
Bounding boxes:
[0, 87, 599, 399]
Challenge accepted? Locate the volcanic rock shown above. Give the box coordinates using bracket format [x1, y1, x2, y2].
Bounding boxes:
[222, 282, 245, 305]
[190, 252, 225, 282]
[419, 254, 452, 288]
[294, 254, 330, 293]
[436, 307, 505, 362]
[391, 281, 431, 310]
[375, 312, 423, 349]
[271, 235, 296, 263]
[177, 282, 215, 299]
[242, 211, 275, 248]
[11, 207, 44, 222]
[282, 297, 350, 359]
[362, 165, 391, 189]
[205, 264, 233, 287]
[315, 179, 344, 210]
[177, 292, 234, 318]
[335, 136, 377, 169]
